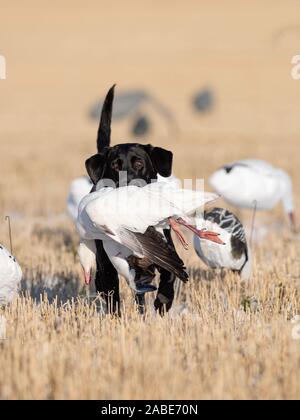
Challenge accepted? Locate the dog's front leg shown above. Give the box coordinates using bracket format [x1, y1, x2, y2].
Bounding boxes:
[95, 239, 121, 315]
[154, 229, 177, 315]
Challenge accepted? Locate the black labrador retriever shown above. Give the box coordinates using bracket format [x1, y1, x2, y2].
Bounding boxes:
[85, 85, 186, 314]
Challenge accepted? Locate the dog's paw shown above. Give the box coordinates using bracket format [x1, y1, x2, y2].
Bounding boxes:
[154, 293, 173, 315]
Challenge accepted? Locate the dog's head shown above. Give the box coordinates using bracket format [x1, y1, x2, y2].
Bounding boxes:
[86, 85, 173, 187]
[86, 143, 173, 187]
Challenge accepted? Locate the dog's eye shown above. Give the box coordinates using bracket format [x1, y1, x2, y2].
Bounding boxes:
[111, 159, 122, 171]
[132, 158, 144, 171]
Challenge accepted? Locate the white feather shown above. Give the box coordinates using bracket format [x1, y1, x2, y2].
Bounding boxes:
[77, 182, 218, 291]
[0, 245, 22, 305]
[77, 182, 217, 241]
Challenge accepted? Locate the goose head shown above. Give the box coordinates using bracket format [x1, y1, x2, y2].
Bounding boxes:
[78, 240, 96, 285]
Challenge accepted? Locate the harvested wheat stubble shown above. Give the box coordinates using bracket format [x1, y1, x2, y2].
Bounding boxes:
[1, 0, 300, 400]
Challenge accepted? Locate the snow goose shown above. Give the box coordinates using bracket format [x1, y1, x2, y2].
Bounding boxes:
[0, 244, 22, 305]
[194, 207, 251, 280]
[67, 174, 178, 222]
[67, 176, 93, 221]
[209, 159, 296, 230]
[77, 182, 223, 293]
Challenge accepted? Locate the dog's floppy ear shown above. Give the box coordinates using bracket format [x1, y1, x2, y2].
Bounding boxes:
[148, 146, 173, 177]
[85, 153, 106, 185]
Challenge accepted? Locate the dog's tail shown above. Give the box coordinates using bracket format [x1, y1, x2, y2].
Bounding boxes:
[97, 84, 115, 152]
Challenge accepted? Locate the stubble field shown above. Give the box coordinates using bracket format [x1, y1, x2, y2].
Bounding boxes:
[0, 0, 300, 400]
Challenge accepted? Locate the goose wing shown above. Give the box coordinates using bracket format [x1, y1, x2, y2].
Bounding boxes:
[117, 226, 188, 282]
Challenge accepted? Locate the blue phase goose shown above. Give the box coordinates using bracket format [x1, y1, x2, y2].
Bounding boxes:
[194, 207, 251, 280]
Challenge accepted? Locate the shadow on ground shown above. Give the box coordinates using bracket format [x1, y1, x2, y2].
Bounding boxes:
[20, 272, 83, 304]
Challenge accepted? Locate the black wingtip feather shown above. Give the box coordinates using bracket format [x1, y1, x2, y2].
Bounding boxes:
[133, 227, 189, 282]
[97, 84, 116, 152]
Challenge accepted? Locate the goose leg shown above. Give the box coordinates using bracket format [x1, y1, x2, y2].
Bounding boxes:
[172, 217, 225, 245]
[168, 218, 189, 249]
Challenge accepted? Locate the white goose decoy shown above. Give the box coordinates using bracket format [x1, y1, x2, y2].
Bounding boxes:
[67, 176, 93, 221]
[76, 182, 222, 293]
[209, 159, 296, 230]
[0, 244, 22, 305]
[194, 207, 251, 280]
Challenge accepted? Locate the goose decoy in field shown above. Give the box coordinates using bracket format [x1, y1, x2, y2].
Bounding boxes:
[209, 159, 296, 231]
[89, 88, 176, 138]
[89, 89, 148, 120]
[77, 182, 223, 293]
[67, 176, 93, 221]
[194, 208, 251, 280]
[0, 244, 22, 305]
[192, 88, 214, 113]
[131, 114, 150, 137]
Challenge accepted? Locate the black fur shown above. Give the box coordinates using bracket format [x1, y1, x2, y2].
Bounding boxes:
[88, 85, 178, 315]
[97, 84, 115, 152]
[86, 144, 172, 188]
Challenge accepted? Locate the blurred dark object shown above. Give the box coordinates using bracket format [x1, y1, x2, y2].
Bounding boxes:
[192, 88, 214, 113]
[89, 88, 177, 138]
[89, 90, 147, 120]
[132, 114, 150, 137]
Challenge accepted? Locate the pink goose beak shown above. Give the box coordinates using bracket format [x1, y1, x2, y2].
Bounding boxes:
[84, 270, 92, 285]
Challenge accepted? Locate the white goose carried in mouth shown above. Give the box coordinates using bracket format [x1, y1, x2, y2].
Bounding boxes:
[0, 244, 22, 305]
[209, 159, 296, 230]
[67, 175, 178, 223]
[77, 182, 222, 293]
[194, 207, 251, 280]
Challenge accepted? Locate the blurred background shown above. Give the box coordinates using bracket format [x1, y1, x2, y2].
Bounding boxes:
[0, 0, 300, 217]
[1, 1, 300, 400]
